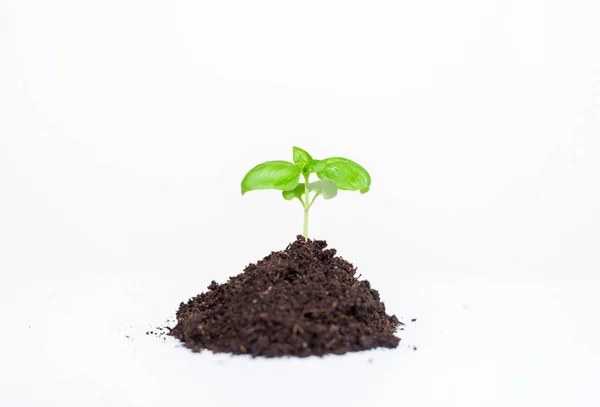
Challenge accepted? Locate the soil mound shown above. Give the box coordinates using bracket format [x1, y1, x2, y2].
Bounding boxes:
[170, 236, 400, 357]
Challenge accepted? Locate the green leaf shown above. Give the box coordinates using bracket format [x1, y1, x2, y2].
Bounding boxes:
[316, 157, 371, 192]
[307, 179, 338, 199]
[282, 183, 306, 201]
[303, 159, 326, 174]
[241, 161, 301, 194]
[292, 146, 313, 170]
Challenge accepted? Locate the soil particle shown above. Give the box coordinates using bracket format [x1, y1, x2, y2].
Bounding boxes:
[170, 236, 401, 357]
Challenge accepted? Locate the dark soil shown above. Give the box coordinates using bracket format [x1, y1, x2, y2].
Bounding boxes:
[170, 236, 401, 357]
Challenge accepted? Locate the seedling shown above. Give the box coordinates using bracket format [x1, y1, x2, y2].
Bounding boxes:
[241, 147, 371, 239]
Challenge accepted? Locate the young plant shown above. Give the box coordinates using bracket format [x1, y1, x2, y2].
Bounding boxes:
[241, 147, 371, 239]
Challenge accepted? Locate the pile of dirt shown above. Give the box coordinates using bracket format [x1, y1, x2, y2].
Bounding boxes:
[170, 236, 401, 357]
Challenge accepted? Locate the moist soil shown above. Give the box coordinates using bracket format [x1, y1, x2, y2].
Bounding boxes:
[170, 236, 401, 357]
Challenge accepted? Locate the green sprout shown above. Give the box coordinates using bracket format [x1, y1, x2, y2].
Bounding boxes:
[241, 146, 371, 239]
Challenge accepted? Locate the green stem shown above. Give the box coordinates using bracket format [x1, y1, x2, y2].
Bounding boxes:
[308, 192, 320, 209]
[303, 174, 310, 240]
[303, 206, 309, 240]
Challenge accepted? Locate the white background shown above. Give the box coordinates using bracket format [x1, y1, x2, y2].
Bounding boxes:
[1, 1, 599, 406]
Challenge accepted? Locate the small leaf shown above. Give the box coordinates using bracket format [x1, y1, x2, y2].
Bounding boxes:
[307, 179, 338, 199]
[241, 161, 301, 194]
[316, 157, 371, 192]
[292, 146, 313, 171]
[282, 183, 306, 201]
[303, 159, 326, 174]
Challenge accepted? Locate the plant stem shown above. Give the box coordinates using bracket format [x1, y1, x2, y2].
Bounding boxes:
[308, 192, 320, 209]
[303, 174, 310, 240]
[303, 206, 309, 240]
